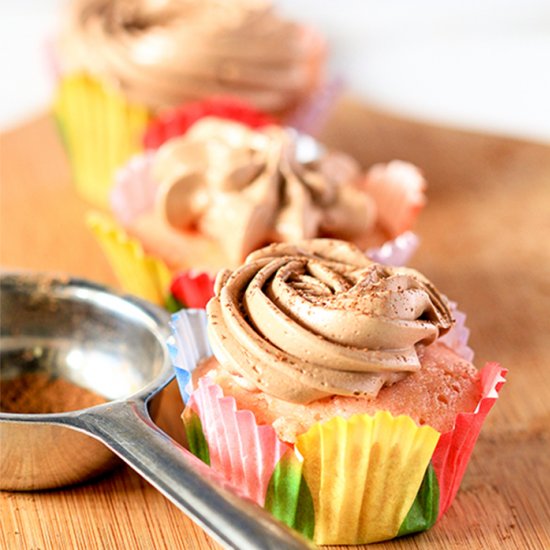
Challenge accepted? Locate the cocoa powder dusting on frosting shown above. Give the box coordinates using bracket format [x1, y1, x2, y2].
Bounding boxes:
[206, 239, 453, 404]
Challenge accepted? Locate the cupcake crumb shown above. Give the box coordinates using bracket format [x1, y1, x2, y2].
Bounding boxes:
[200, 341, 480, 442]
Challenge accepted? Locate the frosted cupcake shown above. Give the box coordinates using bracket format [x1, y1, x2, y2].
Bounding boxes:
[89, 117, 426, 306]
[53, 0, 327, 205]
[170, 239, 506, 545]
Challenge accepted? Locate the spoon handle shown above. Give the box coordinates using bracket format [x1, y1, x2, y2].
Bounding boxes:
[73, 400, 315, 550]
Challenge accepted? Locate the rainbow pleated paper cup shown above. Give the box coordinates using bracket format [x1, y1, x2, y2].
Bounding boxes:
[54, 74, 151, 207]
[169, 309, 506, 545]
[87, 211, 172, 306]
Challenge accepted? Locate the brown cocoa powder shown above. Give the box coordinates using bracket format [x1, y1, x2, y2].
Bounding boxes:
[0, 373, 106, 414]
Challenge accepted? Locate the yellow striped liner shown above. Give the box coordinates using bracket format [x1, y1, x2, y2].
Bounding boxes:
[86, 212, 171, 306]
[54, 74, 150, 207]
[295, 412, 440, 544]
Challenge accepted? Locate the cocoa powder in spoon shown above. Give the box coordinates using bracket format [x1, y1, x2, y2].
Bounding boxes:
[0, 373, 106, 414]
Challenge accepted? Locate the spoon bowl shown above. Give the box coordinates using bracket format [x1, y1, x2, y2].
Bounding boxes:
[0, 272, 314, 550]
[0, 271, 171, 490]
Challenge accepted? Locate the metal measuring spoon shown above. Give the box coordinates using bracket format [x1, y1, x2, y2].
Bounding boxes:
[0, 272, 314, 550]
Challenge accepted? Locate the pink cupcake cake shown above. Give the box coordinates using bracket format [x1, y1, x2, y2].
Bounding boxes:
[170, 239, 506, 544]
[90, 116, 426, 307]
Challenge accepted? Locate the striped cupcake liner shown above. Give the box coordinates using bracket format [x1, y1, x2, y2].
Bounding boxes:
[54, 73, 150, 207]
[86, 212, 171, 306]
[169, 309, 506, 544]
[143, 97, 276, 150]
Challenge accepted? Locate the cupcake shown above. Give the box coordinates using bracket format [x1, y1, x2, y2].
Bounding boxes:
[170, 239, 506, 545]
[89, 117, 426, 306]
[53, 0, 327, 205]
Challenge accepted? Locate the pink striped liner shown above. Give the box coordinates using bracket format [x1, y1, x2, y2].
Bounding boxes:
[286, 76, 344, 136]
[440, 301, 474, 362]
[363, 160, 427, 238]
[367, 230, 419, 267]
[189, 378, 292, 506]
[110, 152, 156, 227]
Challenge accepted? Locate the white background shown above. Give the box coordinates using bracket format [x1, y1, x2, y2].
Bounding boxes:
[1, 0, 549, 143]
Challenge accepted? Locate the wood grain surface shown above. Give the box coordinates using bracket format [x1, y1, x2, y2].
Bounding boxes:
[1, 99, 549, 549]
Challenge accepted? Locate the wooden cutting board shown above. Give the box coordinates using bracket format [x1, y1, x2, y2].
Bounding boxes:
[1, 99, 549, 549]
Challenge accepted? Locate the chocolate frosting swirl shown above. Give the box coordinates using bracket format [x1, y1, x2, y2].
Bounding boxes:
[59, 0, 325, 113]
[153, 117, 377, 265]
[207, 239, 453, 404]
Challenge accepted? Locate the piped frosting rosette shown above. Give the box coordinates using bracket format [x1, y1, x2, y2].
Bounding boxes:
[57, 0, 326, 114]
[90, 118, 425, 307]
[207, 240, 452, 403]
[170, 241, 507, 545]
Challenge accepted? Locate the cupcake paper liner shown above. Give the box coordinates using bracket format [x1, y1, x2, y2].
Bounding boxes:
[367, 230, 419, 267]
[363, 160, 427, 239]
[143, 79, 341, 150]
[44, 36, 61, 83]
[440, 301, 475, 363]
[169, 271, 216, 310]
[284, 76, 343, 136]
[143, 97, 276, 150]
[186, 379, 292, 508]
[87, 212, 171, 305]
[432, 360, 506, 519]
[110, 152, 157, 227]
[169, 309, 506, 544]
[293, 412, 439, 544]
[54, 73, 150, 207]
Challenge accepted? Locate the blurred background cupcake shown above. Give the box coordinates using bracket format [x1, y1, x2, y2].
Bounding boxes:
[88, 112, 426, 307]
[52, 0, 327, 206]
